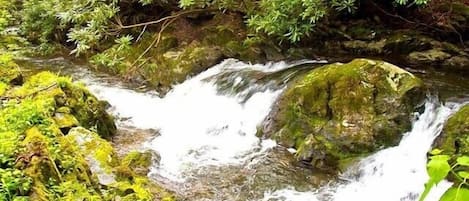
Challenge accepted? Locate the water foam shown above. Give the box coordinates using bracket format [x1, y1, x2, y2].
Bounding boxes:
[83, 59, 316, 181]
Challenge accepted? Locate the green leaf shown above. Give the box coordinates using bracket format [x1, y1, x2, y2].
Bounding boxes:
[430, 155, 451, 161]
[419, 156, 451, 201]
[440, 187, 469, 201]
[427, 156, 451, 182]
[457, 156, 469, 167]
[430, 149, 444, 155]
[458, 171, 469, 179]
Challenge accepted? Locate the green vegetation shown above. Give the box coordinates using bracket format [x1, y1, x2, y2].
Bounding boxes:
[420, 150, 469, 201]
[421, 105, 469, 201]
[0, 54, 174, 200]
[0, 0, 439, 56]
[0, 0, 13, 32]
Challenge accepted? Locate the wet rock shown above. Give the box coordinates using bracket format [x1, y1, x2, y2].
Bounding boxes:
[0, 56, 23, 85]
[382, 33, 433, 54]
[443, 56, 469, 71]
[407, 49, 452, 65]
[263, 59, 425, 171]
[342, 40, 386, 55]
[120, 150, 157, 176]
[53, 112, 79, 133]
[434, 104, 469, 154]
[66, 127, 118, 185]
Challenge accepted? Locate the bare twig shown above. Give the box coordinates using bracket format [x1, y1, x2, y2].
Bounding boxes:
[369, 0, 465, 47]
[125, 16, 179, 77]
[110, 9, 217, 31]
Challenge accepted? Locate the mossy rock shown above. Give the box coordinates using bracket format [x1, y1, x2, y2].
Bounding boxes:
[143, 41, 224, 93]
[66, 127, 118, 185]
[434, 104, 469, 155]
[0, 54, 23, 85]
[263, 59, 425, 171]
[342, 40, 386, 55]
[10, 71, 117, 138]
[407, 49, 452, 65]
[443, 56, 469, 71]
[120, 151, 154, 176]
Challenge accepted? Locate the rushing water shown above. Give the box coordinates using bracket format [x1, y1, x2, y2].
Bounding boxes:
[19, 57, 467, 201]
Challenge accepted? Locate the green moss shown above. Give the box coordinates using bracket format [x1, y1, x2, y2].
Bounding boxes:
[408, 49, 452, 64]
[342, 40, 386, 55]
[53, 113, 79, 129]
[0, 57, 173, 200]
[265, 59, 424, 171]
[0, 54, 22, 85]
[122, 151, 152, 170]
[437, 105, 469, 154]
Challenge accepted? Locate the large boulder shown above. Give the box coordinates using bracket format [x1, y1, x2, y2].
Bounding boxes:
[0, 57, 174, 200]
[262, 59, 425, 171]
[434, 104, 469, 154]
[9, 71, 117, 138]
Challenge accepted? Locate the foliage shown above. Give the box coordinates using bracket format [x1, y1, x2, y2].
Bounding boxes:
[0, 169, 32, 201]
[12, 0, 437, 54]
[90, 35, 134, 73]
[420, 149, 469, 201]
[245, 0, 435, 42]
[0, 0, 14, 33]
[21, 0, 118, 55]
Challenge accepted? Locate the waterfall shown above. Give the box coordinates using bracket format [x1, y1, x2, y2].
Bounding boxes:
[81, 59, 319, 182]
[23, 57, 465, 201]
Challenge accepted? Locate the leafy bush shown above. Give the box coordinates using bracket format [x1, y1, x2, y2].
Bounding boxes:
[420, 149, 469, 201]
[0, 169, 32, 201]
[21, 0, 118, 55]
[246, 0, 435, 42]
[14, 0, 436, 54]
[0, 0, 14, 32]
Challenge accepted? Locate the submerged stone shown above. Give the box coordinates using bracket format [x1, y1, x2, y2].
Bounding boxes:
[263, 59, 425, 171]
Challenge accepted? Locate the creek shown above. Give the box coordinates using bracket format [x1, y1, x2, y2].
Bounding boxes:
[17, 57, 468, 201]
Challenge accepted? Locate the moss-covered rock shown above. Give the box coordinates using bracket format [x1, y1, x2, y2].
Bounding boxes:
[434, 104, 469, 155]
[0, 56, 174, 200]
[407, 49, 452, 65]
[263, 59, 425, 171]
[8, 71, 117, 138]
[443, 56, 469, 71]
[342, 40, 386, 55]
[0, 54, 23, 85]
[66, 127, 118, 185]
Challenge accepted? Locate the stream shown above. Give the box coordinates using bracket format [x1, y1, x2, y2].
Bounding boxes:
[17, 57, 469, 201]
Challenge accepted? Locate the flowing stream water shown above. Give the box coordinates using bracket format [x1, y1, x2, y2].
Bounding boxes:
[18, 57, 467, 201]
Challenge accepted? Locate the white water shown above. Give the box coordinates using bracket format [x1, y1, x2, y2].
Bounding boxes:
[82, 59, 316, 182]
[262, 100, 462, 201]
